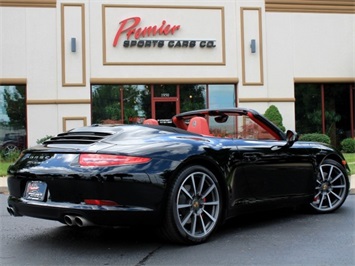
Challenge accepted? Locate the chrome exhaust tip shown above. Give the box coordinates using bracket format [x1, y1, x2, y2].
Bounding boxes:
[74, 216, 93, 227]
[7, 207, 15, 216]
[64, 215, 76, 226]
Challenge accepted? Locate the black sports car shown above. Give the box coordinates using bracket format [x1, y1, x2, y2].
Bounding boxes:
[7, 108, 351, 244]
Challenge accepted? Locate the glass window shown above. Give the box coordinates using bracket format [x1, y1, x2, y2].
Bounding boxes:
[208, 84, 236, 109]
[295, 84, 322, 134]
[153, 84, 177, 97]
[208, 84, 236, 135]
[208, 114, 275, 140]
[180, 84, 207, 113]
[295, 83, 354, 148]
[0, 85, 27, 155]
[324, 84, 351, 147]
[91, 85, 144, 124]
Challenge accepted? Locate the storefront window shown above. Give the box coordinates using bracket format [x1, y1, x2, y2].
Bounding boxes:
[208, 84, 237, 135]
[180, 84, 206, 113]
[91, 85, 144, 124]
[208, 84, 236, 108]
[295, 84, 322, 134]
[0, 85, 27, 156]
[153, 84, 177, 97]
[91, 83, 237, 127]
[295, 83, 354, 148]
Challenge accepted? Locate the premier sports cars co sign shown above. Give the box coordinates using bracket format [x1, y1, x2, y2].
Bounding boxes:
[113, 17, 216, 49]
[102, 5, 225, 65]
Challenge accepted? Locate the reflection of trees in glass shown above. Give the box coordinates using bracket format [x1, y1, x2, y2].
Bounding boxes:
[92, 85, 141, 124]
[295, 83, 350, 147]
[92, 85, 121, 123]
[180, 85, 206, 113]
[3, 86, 26, 128]
[295, 84, 322, 134]
[139, 86, 151, 118]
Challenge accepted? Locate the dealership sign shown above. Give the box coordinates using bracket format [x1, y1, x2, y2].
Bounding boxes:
[112, 17, 216, 49]
[102, 5, 225, 65]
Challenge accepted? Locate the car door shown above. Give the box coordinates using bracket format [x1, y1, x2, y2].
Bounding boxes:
[236, 139, 315, 201]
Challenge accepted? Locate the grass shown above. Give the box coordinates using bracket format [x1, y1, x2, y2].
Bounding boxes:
[1, 153, 354, 177]
[344, 153, 355, 174]
[0, 161, 12, 176]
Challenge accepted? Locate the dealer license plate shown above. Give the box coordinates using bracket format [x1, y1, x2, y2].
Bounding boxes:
[24, 181, 47, 201]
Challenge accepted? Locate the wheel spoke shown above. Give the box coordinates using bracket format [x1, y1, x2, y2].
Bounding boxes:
[199, 215, 207, 235]
[181, 186, 193, 200]
[319, 194, 326, 208]
[320, 167, 326, 181]
[331, 185, 346, 189]
[181, 210, 193, 226]
[326, 194, 333, 209]
[202, 209, 217, 223]
[330, 173, 342, 184]
[201, 183, 216, 198]
[203, 200, 219, 206]
[190, 175, 197, 196]
[191, 214, 197, 235]
[327, 165, 334, 181]
[314, 191, 321, 199]
[197, 174, 206, 195]
[177, 203, 191, 209]
[329, 190, 342, 200]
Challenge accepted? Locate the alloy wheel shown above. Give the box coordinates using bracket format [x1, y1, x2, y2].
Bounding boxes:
[311, 160, 348, 213]
[175, 171, 220, 239]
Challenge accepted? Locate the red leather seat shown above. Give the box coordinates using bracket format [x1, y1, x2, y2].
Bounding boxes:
[143, 119, 159, 125]
[187, 117, 211, 135]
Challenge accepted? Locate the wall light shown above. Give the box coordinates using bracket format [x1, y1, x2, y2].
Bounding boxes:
[250, 39, 256, 53]
[71, 38, 76, 53]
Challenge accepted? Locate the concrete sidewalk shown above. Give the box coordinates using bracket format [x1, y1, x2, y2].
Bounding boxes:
[1, 175, 355, 195]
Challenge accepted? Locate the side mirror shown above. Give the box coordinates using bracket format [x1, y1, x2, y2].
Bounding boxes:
[286, 130, 298, 147]
[271, 130, 298, 151]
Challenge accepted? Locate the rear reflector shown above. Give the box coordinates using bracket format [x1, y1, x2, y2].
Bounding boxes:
[79, 154, 151, 167]
[84, 199, 118, 206]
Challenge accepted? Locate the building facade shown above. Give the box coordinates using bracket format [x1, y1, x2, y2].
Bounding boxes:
[0, 0, 354, 150]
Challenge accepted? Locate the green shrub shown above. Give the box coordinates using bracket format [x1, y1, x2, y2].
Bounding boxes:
[299, 133, 331, 144]
[264, 105, 286, 132]
[0, 149, 21, 162]
[340, 138, 355, 153]
[36, 135, 53, 144]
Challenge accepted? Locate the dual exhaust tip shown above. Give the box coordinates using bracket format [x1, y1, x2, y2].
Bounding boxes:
[64, 215, 93, 227]
[7, 207, 93, 228]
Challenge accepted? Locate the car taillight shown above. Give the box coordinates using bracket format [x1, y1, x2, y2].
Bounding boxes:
[79, 154, 151, 167]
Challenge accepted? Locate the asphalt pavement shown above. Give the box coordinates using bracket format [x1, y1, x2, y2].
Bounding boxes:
[1, 174, 354, 195]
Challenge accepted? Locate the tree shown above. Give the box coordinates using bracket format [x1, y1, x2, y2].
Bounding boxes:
[264, 105, 286, 132]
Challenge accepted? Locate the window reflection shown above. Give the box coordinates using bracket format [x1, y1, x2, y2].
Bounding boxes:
[91, 84, 236, 126]
[0, 85, 27, 155]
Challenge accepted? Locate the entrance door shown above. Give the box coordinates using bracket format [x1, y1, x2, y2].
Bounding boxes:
[155, 101, 177, 126]
[151, 85, 179, 125]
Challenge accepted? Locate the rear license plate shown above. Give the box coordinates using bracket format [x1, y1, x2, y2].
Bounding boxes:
[24, 181, 47, 201]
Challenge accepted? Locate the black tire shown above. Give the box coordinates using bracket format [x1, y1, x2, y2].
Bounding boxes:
[161, 165, 222, 244]
[310, 159, 349, 213]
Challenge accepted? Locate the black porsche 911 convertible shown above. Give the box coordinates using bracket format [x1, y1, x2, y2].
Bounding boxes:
[7, 108, 351, 244]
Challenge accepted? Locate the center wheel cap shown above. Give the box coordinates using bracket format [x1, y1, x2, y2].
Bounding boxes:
[192, 198, 203, 212]
[321, 183, 329, 191]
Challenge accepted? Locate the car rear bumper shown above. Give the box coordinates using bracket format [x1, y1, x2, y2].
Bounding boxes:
[7, 196, 161, 227]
